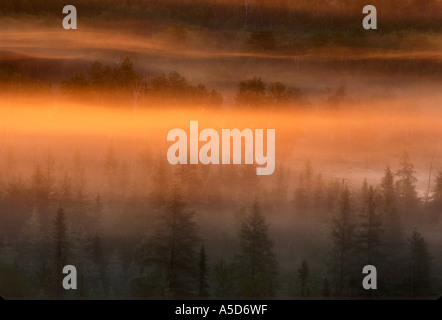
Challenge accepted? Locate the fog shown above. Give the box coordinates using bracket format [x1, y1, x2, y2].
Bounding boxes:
[0, 3, 442, 298]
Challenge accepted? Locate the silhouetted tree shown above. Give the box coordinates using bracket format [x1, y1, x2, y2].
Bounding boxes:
[267, 81, 302, 107]
[395, 152, 419, 215]
[380, 166, 401, 240]
[356, 186, 382, 265]
[379, 166, 404, 294]
[236, 76, 302, 108]
[139, 188, 201, 297]
[62, 57, 140, 94]
[408, 229, 432, 296]
[297, 259, 310, 297]
[235, 200, 278, 297]
[198, 245, 209, 297]
[53, 208, 68, 297]
[117, 57, 140, 90]
[148, 71, 222, 106]
[236, 76, 266, 107]
[330, 184, 355, 296]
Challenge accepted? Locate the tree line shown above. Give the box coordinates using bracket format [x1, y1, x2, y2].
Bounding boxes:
[0, 148, 441, 298]
[2, 56, 310, 109]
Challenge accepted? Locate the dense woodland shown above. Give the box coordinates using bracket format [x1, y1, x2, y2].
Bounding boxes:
[1, 0, 442, 299]
[0, 46, 441, 301]
[0, 143, 441, 298]
[0, 49, 441, 300]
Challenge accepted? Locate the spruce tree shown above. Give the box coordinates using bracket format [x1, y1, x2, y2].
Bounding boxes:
[330, 184, 355, 296]
[380, 166, 404, 295]
[235, 200, 278, 297]
[380, 166, 401, 240]
[140, 187, 201, 297]
[395, 152, 419, 215]
[408, 229, 432, 296]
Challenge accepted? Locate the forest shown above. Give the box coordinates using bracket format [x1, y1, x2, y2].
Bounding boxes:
[0, 0, 442, 300]
[0, 92, 441, 297]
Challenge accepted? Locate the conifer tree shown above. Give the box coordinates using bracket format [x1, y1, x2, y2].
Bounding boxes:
[408, 229, 432, 296]
[395, 152, 419, 214]
[356, 186, 382, 265]
[140, 187, 201, 297]
[330, 184, 355, 296]
[380, 166, 401, 240]
[235, 200, 278, 297]
[198, 245, 209, 297]
[53, 208, 68, 297]
[379, 166, 404, 295]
